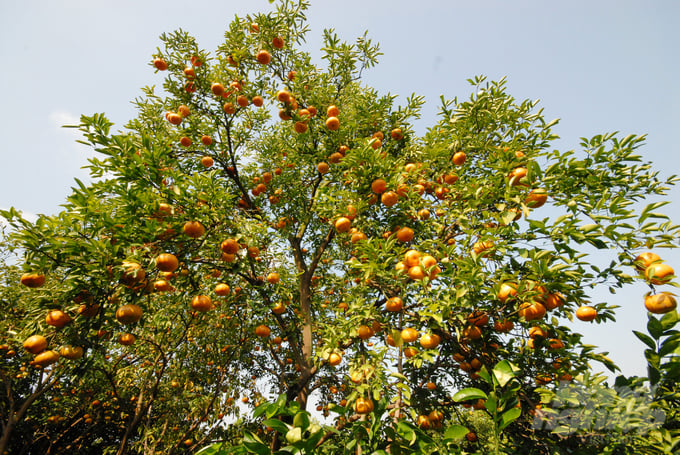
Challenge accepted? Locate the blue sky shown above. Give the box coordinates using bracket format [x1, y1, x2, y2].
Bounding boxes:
[1, 0, 679, 379]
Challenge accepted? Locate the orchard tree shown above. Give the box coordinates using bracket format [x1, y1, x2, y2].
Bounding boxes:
[2, 1, 679, 454]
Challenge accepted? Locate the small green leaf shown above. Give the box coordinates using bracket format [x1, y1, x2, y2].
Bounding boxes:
[499, 407, 521, 430]
[453, 388, 487, 402]
[660, 311, 679, 331]
[262, 419, 290, 434]
[633, 330, 657, 350]
[293, 411, 310, 430]
[444, 424, 469, 440]
[648, 316, 664, 340]
[492, 360, 520, 387]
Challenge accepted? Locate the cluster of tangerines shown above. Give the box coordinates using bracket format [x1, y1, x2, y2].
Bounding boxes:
[634, 251, 677, 314]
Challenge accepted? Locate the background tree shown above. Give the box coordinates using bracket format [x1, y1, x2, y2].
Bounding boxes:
[1, 1, 678, 454]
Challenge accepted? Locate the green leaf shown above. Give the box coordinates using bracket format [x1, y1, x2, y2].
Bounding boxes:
[633, 330, 657, 350]
[499, 407, 521, 430]
[195, 443, 230, 455]
[492, 360, 520, 387]
[293, 411, 310, 431]
[444, 424, 469, 440]
[453, 388, 487, 402]
[659, 336, 680, 357]
[396, 420, 417, 445]
[242, 432, 270, 455]
[648, 316, 664, 340]
[660, 311, 679, 331]
[262, 419, 290, 434]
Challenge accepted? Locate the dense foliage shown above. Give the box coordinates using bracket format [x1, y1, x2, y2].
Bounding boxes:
[1, 1, 678, 454]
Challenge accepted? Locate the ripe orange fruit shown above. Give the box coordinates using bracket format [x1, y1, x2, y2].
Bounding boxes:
[539, 292, 563, 310]
[325, 117, 340, 130]
[404, 249, 421, 267]
[328, 352, 342, 366]
[403, 346, 418, 357]
[576, 305, 597, 322]
[59, 345, 83, 360]
[183, 221, 205, 238]
[32, 350, 60, 368]
[644, 292, 677, 314]
[371, 178, 388, 194]
[419, 333, 441, 349]
[154, 279, 172, 292]
[294, 121, 308, 133]
[391, 128, 403, 140]
[335, 217, 351, 233]
[452, 151, 466, 166]
[468, 311, 489, 327]
[465, 432, 478, 442]
[77, 304, 100, 318]
[519, 302, 547, 321]
[118, 333, 136, 346]
[401, 327, 419, 343]
[528, 326, 548, 339]
[381, 191, 399, 207]
[156, 253, 179, 272]
[272, 36, 285, 48]
[462, 325, 482, 340]
[327, 105, 340, 117]
[416, 415, 431, 429]
[472, 240, 494, 256]
[220, 238, 240, 254]
[276, 90, 291, 103]
[179, 136, 192, 147]
[272, 301, 286, 315]
[153, 58, 168, 71]
[120, 261, 145, 287]
[407, 266, 426, 281]
[183, 66, 195, 79]
[200, 135, 212, 146]
[211, 82, 225, 96]
[548, 339, 564, 350]
[354, 397, 374, 414]
[509, 167, 528, 186]
[236, 95, 249, 107]
[178, 105, 190, 118]
[357, 325, 374, 340]
[255, 324, 271, 337]
[256, 50, 271, 65]
[45, 310, 72, 328]
[116, 304, 143, 324]
[497, 283, 518, 303]
[190, 295, 212, 312]
[266, 272, 280, 284]
[386, 296, 403, 312]
[252, 95, 264, 107]
[214, 283, 230, 296]
[24, 335, 48, 354]
[317, 162, 330, 174]
[634, 252, 661, 272]
[223, 102, 236, 115]
[166, 113, 182, 125]
[525, 189, 548, 208]
[200, 156, 214, 168]
[20, 273, 46, 288]
[494, 319, 514, 332]
[645, 263, 675, 285]
[426, 382, 437, 391]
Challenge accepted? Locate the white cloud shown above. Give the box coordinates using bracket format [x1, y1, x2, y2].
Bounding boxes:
[49, 110, 80, 129]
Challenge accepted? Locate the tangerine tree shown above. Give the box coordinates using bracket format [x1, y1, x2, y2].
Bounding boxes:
[2, 1, 679, 454]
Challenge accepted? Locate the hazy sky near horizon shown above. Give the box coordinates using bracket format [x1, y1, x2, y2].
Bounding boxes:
[1, 0, 679, 380]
